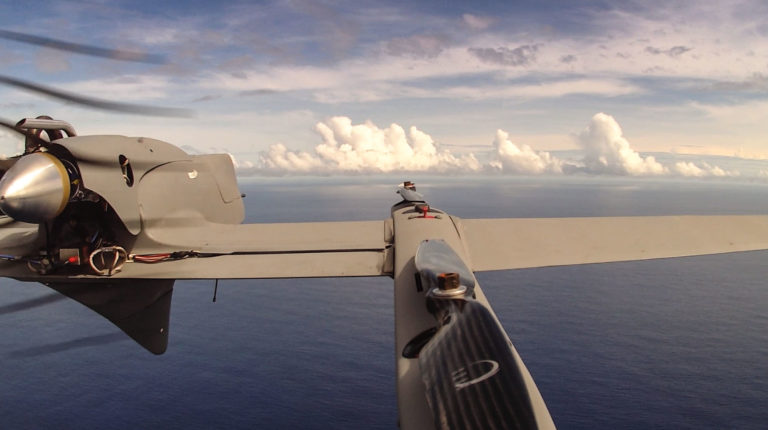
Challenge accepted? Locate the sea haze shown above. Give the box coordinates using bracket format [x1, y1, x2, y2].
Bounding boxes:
[1, 176, 767, 429]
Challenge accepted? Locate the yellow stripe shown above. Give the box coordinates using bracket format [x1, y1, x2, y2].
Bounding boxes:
[41, 152, 70, 216]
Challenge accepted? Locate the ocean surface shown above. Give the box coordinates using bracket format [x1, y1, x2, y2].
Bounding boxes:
[2, 176, 768, 429]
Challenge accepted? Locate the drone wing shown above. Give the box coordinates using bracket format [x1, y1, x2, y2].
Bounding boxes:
[0, 218, 390, 355]
[7, 214, 768, 280]
[459, 215, 768, 271]
[129, 219, 392, 279]
[0, 219, 392, 281]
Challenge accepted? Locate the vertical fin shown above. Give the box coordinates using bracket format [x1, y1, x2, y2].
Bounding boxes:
[46, 279, 174, 355]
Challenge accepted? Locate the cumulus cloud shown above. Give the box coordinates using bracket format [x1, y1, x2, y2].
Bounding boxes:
[257, 116, 481, 174]
[243, 114, 739, 178]
[258, 144, 324, 172]
[671, 161, 730, 177]
[572, 113, 739, 177]
[577, 113, 667, 175]
[228, 153, 254, 170]
[489, 130, 564, 174]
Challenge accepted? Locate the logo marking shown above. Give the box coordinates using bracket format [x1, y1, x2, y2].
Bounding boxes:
[451, 360, 500, 390]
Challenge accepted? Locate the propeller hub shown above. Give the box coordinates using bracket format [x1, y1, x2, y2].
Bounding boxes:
[0, 152, 70, 223]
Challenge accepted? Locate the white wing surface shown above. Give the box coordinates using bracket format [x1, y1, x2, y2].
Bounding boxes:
[459, 215, 768, 271]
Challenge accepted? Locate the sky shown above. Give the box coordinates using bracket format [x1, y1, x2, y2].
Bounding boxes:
[0, 0, 767, 177]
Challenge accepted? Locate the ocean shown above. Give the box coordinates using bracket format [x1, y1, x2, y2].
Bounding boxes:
[1, 176, 768, 429]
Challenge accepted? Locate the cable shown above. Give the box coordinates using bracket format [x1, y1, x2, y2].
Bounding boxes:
[88, 246, 127, 275]
[131, 250, 198, 263]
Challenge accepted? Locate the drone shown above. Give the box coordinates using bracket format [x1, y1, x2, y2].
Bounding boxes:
[2, 30, 768, 430]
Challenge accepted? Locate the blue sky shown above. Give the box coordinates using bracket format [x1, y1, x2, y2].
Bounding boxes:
[1, 0, 767, 176]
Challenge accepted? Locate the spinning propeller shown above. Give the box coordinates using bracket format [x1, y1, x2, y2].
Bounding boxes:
[0, 29, 191, 117]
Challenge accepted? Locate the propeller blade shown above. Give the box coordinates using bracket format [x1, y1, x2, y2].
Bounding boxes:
[0, 29, 165, 64]
[412, 239, 544, 429]
[418, 299, 538, 430]
[0, 75, 193, 117]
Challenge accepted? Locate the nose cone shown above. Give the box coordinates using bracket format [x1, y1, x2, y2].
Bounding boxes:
[0, 152, 70, 223]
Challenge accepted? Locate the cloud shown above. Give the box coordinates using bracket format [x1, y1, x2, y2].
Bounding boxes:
[691, 100, 768, 125]
[258, 143, 325, 173]
[468, 45, 539, 66]
[35, 50, 70, 74]
[571, 113, 740, 177]
[462, 14, 495, 30]
[239, 88, 279, 97]
[0, 128, 23, 158]
[125, 26, 187, 46]
[2, 1, 764, 175]
[435, 78, 640, 100]
[217, 55, 260, 78]
[256, 117, 481, 174]
[687, 100, 768, 159]
[248, 113, 740, 178]
[61, 75, 177, 102]
[191, 3, 767, 108]
[489, 130, 564, 174]
[709, 73, 768, 92]
[577, 113, 667, 175]
[190, 94, 222, 103]
[385, 34, 450, 59]
[288, 0, 360, 60]
[644, 45, 693, 58]
[671, 161, 730, 177]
